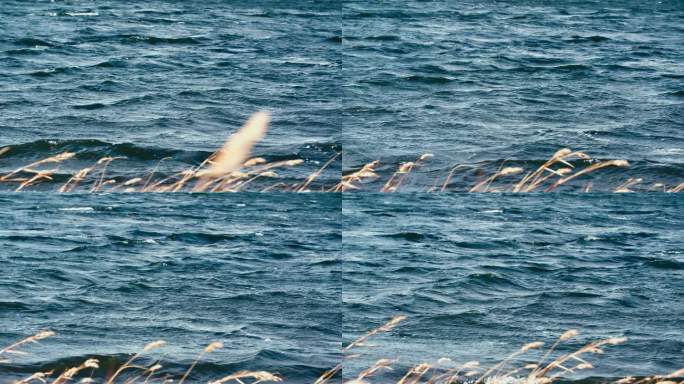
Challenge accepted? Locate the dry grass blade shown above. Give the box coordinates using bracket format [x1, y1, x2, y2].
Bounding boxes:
[614, 178, 642, 193]
[15, 170, 55, 191]
[346, 358, 394, 384]
[106, 340, 165, 384]
[535, 336, 627, 378]
[53, 358, 99, 384]
[295, 152, 340, 192]
[474, 340, 544, 384]
[90, 157, 126, 193]
[314, 364, 342, 384]
[336, 160, 380, 192]
[470, 166, 523, 192]
[15, 370, 55, 384]
[344, 315, 407, 353]
[440, 165, 470, 192]
[397, 363, 432, 384]
[667, 182, 684, 193]
[0, 330, 56, 361]
[1, 152, 75, 185]
[546, 160, 630, 191]
[178, 341, 223, 384]
[381, 154, 432, 192]
[59, 167, 94, 193]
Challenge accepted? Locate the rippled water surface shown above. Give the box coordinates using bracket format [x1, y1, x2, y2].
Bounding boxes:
[343, 194, 684, 380]
[0, 193, 341, 383]
[1, 1, 341, 189]
[343, 1, 684, 190]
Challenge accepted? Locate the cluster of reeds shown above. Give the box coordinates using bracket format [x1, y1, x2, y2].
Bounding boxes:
[0, 331, 281, 384]
[341, 149, 683, 193]
[319, 316, 684, 384]
[0, 112, 340, 193]
[2, 113, 682, 193]
[4, 318, 683, 384]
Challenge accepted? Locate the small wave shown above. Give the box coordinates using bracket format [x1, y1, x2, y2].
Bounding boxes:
[566, 35, 612, 43]
[13, 37, 54, 47]
[167, 232, 243, 244]
[0, 301, 30, 310]
[2, 139, 205, 162]
[381, 231, 439, 242]
[92, 59, 128, 68]
[643, 258, 683, 270]
[66, 11, 99, 17]
[365, 35, 401, 42]
[465, 272, 522, 289]
[119, 34, 204, 45]
[72, 102, 107, 110]
[58, 207, 95, 212]
[403, 75, 455, 84]
[663, 90, 684, 98]
[323, 36, 342, 44]
[27, 67, 73, 78]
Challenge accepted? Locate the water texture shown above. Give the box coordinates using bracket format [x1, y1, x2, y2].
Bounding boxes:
[0, 1, 341, 189]
[343, 1, 684, 190]
[343, 193, 684, 380]
[0, 193, 341, 383]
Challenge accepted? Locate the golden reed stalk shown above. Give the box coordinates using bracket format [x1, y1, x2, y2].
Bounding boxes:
[334, 316, 682, 384]
[1, 126, 680, 193]
[3, 319, 682, 383]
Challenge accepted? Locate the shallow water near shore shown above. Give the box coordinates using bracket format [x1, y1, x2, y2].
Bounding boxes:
[343, 193, 683, 380]
[0, 193, 341, 383]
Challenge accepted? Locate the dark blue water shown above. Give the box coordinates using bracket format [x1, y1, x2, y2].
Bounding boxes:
[0, 193, 341, 383]
[343, 1, 684, 191]
[0, 1, 340, 191]
[2, 1, 683, 383]
[343, 194, 684, 380]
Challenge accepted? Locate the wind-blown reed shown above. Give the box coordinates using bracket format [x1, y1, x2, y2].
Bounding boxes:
[0, 112, 339, 193]
[1, 113, 681, 192]
[331, 316, 683, 384]
[4, 318, 682, 383]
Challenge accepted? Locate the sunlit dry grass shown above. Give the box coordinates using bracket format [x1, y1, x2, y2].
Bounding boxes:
[0, 111, 339, 193]
[341, 149, 682, 193]
[3, 318, 683, 383]
[1, 114, 681, 192]
[321, 316, 683, 384]
[0, 332, 282, 384]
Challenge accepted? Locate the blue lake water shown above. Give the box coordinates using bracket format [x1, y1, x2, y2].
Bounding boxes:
[1, 1, 683, 383]
[0, 193, 341, 383]
[0, 1, 341, 190]
[342, 1, 684, 190]
[343, 193, 683, 380]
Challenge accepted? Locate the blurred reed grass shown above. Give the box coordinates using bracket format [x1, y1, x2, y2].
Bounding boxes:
[342, 149, 682, 193]
[0, 111, 339, 193]
[0, 112, 681, 192]
[1, 331, 282, 383]
[4, 318, 682, 383]
[328, 316, 683, 384]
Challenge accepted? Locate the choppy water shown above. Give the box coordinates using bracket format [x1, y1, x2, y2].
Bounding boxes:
[343, 193, 684, 380]
[0, 1, 340, 190]
[1, 1, 683, 383]
[343, 1, 684, 190]
[0, 193, 341, 383]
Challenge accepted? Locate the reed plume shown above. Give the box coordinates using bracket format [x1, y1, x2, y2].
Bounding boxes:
[194, 111, 270, 192]
[331, 316, 680, 384]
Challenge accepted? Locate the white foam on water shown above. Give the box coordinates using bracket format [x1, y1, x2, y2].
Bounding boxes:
[66, 11, 99, 16]
[59, 207, 95, 212]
